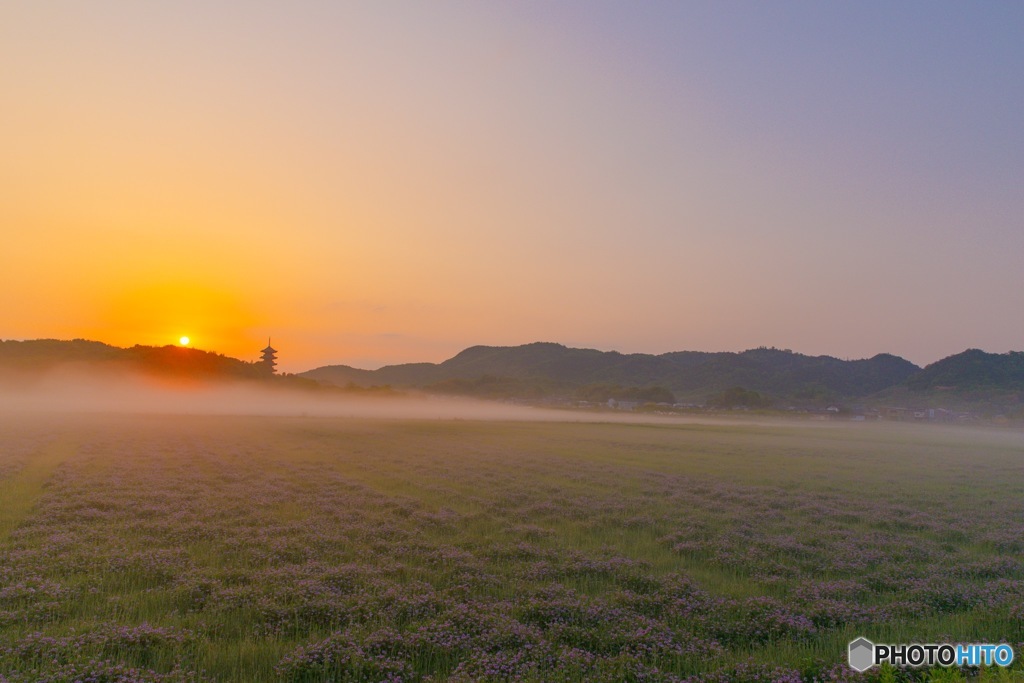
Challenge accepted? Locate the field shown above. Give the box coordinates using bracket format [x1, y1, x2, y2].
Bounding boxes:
[1, 412, 1023, 682]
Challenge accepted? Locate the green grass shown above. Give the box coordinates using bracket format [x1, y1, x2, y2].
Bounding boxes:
[0, 435, 75, 543]
[1, 414, 1022, 681]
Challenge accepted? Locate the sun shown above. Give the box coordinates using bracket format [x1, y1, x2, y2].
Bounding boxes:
[179, 336, 190, 346]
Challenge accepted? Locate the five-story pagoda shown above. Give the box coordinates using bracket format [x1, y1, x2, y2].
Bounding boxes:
[260, 339, 277, 374]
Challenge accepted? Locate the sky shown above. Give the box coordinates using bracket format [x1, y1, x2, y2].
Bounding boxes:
[2, 2, 1022, 372]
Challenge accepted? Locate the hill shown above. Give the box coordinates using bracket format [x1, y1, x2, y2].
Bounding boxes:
[907, 349, 1024, 392]
[895, 350, 1024, 415]
[12, 339, 1022, 410]
[0, 339, 270, 383]
[301, 342, 921, 404]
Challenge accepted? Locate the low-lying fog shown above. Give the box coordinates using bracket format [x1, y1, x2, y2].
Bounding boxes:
[0, 367, 686, 424]
[3, 368, 1022, 444]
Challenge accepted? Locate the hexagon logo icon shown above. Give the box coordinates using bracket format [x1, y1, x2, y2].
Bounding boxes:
[849, 637, 875, 672]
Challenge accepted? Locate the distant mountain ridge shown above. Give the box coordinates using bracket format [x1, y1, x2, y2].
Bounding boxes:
[301, 342, 923, 403]
[5, 339, 1021, 407]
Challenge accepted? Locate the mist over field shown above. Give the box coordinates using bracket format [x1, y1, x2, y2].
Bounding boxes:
[0, 368, 709, 425]
[0, 370, 533, 420]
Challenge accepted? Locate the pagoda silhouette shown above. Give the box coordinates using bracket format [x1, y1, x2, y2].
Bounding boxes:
[260, 339, 278, 374]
